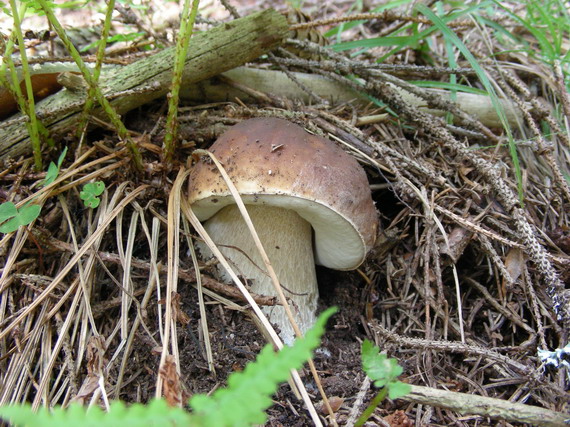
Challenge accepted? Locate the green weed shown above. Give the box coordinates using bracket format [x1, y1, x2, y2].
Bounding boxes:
[0, 202, 42, 234]
[80, 182, 106, 209]
[355, 340, 411, 426]
[43, 147, 67, 187]
[0, 148, 67, 233]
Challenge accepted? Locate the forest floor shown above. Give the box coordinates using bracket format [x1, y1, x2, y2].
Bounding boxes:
[1, 0, 569, 426]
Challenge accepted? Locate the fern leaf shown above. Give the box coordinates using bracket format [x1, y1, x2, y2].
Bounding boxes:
[189, 307, 337, 427]
[361, 339, 411, 399]
[0, 400, 191, 427]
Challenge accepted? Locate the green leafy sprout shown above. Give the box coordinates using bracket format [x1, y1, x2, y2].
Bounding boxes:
[0, 307, 337, 427]
[0, 148, 67, 234]
[355, 340, 411, 427]
[0, 202, 41, 234]
[43, 147, 68, 187]
[80, 182, 106, 209]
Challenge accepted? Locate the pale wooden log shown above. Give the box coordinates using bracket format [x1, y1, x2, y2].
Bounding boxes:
[0, 9, 288, 161]
[181, 67, 521, 128]
[401, 384, 569, 427]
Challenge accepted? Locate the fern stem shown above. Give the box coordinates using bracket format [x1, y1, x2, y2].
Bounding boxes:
[162, 0, 200, 164]
[9, 0, 43, 170]
[36, 0, 143, 171]
[354, 386, 388, 427]
[75, 0, 116, 141]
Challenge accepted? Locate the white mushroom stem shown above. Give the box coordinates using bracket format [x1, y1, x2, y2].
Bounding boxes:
[201, 204, 318, 345]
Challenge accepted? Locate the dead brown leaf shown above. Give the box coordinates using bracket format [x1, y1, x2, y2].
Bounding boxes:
[159, 355, 182, 407]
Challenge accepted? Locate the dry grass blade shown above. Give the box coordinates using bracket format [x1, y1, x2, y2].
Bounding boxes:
[117, 208, 139, 342]
[0, 185, 148, 343]
[156, 169, 188, 398]
[32, 279, 83, 410]
[183, 216, 215, 374]
[114, 208, 162, 398]
[58, 194, 98, 334]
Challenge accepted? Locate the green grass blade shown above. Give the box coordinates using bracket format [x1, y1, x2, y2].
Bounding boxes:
[416, 4, 524, 203]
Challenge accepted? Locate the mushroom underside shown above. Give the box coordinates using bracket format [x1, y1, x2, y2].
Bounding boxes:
[192, 194, 367, 269]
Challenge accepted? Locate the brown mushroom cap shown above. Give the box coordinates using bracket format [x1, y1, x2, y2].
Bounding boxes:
[188, 117, 378, 270]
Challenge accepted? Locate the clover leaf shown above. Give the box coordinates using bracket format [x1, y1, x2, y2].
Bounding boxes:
[0, 202, 42, 233]
[80, 181, 105, 208]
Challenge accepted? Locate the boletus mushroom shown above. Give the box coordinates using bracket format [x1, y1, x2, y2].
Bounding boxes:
[188, 118, 378, 344]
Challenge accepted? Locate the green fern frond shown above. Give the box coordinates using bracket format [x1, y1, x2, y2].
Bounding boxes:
[0, 400, 191, 427]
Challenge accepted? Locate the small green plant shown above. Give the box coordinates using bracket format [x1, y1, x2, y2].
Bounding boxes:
[43, 147, 68, 187]
[0, 202, 41, 234]
[0, 308, 336, 427]
[0, 148, 67, 234]
[81, 32, 147, 52]
[355, 340, 411, 427]
[162, 0, 200, 162]
[5, 0, 44, 169]
[80, 182, 106, 208]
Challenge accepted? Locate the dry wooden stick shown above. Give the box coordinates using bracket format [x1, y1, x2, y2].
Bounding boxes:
[402, 384, 569, 427]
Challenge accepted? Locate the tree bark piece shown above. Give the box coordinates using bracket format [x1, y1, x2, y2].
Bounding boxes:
[181, 67, 521, 129]
[402, 384, 569, 427]
[0, 9, 288, 161]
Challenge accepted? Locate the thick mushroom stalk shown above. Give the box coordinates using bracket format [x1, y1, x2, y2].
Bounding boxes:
[202, 205, 317, 344]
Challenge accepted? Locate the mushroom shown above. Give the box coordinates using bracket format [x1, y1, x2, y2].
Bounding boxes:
[188, 118, 378, 344]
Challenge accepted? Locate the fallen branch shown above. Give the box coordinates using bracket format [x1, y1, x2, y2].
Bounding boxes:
[402, 384, 569, 427]
[181, 67, 521, 128]
[0, 9, 288, 161]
